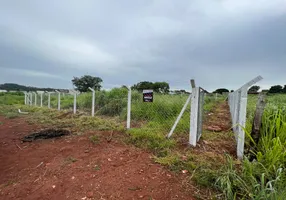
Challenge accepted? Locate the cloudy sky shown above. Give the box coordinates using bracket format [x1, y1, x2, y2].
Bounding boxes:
[0, 0, 285, 92]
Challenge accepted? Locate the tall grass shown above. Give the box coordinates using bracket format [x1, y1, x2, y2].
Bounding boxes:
[0, 92, 24, 105]
[216, 94, 286, 199]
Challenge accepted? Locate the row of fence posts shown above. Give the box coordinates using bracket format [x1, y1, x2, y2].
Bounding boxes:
[24, 80, 209, 149]
[228, 76, 263, 159]
[24, 89, 95, 117]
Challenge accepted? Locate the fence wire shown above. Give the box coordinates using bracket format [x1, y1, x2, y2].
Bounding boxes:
[131, 91, 190, 133]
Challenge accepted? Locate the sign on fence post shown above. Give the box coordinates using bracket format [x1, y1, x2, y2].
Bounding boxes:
[88, 87, 95, 117]
[127, 87, 132, 129]
[143, 90, 153, 102]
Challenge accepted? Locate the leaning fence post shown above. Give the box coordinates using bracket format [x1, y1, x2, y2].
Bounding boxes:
[127, 87, 132, 129]
[168, 94, 192, 138]
[56, 90, 61, 111]
[88, 87, 95, 117]
[251, 93, 266, 145]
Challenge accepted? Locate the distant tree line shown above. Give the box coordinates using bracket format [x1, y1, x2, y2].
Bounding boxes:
[212, 85, 286, 94]
[0, 83, 62, 92]
[4, 74, 286, 95]
[268, 85, 286, 94]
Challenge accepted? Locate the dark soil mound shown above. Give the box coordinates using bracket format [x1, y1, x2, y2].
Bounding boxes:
[22, 129, 70, 142]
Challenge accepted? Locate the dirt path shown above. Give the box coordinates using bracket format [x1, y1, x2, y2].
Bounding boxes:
[204, 101, 232, 132]
[199, 101, 236, 156]
[0, 116, 194, 200]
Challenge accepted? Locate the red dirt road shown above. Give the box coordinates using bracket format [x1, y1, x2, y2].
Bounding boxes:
[0, 116, 194, 200]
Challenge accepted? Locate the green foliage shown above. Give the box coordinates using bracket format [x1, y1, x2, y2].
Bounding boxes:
[0, 92, 24, 105]
[248, 85, 260, 93]
[65, 156, 77, 164]
[72, 75, 103, 92]
[89, 135, 100, 144]
[132, 81, 170, 93]
[213, 88, 229, 94]
[268, 85, 283, 94]
[216, 155, 286, 200]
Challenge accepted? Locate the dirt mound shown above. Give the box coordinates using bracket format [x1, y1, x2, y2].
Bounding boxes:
[22, 129, 71, 142]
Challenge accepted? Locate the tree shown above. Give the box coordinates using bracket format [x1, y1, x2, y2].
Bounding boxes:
[283, 85, 286, 93]
[72, 75, 103, 92]
[131, 81, 153, 91]
[153, 82, 170, 93]
[132, 81, 170, 93]
[213, 88, 229, 94]
[248, 85, 260, 93]
[268, 85, 283, 94]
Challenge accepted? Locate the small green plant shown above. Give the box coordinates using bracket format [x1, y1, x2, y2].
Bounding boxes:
[2, 180, 17, 187]
[89, 135, 100, 144]
[94, 165, 100, 171]
[65, 156, 77, 164]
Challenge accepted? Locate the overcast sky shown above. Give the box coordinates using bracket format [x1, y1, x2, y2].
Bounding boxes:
[0, 0, 286, 92]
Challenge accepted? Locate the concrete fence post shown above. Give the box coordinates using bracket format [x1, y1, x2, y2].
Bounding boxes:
[88, 87, 95, 117]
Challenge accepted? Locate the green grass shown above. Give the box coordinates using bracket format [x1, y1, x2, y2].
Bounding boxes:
[93, 165, 100, 171]
[89, 135, 100, 144]
[214, 94, 286, 199]
[65, 156, 77, 164]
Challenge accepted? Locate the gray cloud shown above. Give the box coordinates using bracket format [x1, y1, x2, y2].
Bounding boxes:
[1, 0, 286, 91]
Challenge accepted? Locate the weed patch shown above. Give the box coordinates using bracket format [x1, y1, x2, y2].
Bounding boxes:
[127, 128, 175, 156]
[89, 135, 100, 144]
[65, 156, 77, 164]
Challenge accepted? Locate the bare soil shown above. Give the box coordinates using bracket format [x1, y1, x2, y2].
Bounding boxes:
[0, 116, 194, 200]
